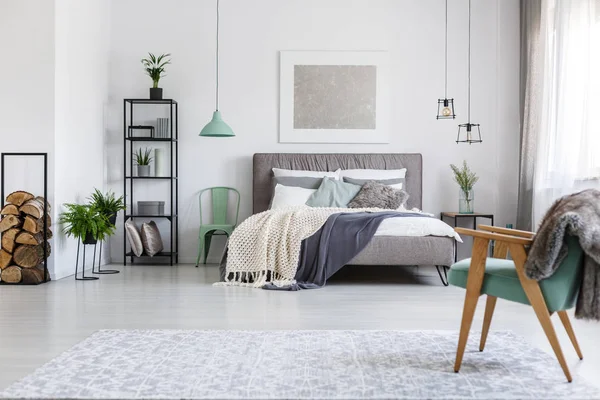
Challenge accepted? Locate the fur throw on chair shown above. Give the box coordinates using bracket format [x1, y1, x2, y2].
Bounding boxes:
[525, 189, 600, 320]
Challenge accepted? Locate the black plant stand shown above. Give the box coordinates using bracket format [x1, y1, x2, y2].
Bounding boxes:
[92, 241, 119, 274]
[74, 240, 99, 281]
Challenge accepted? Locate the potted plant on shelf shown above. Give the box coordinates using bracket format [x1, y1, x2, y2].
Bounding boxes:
[88, 189, 126, 226]
[59, 204, 115, 245]
[141, 52, 171, 100]
[135, 148, 153, 177]
[450, 160, 479, 214]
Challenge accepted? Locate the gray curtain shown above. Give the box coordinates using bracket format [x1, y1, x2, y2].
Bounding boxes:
[516, 0, 543, 231]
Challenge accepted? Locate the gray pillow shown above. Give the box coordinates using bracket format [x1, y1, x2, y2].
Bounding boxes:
[273, 176, 323, 190]
[343, 177, 405, 187]
[348, 181, 409, 209]
[140, 221, 164, 257]
[305, 177, 361, 208]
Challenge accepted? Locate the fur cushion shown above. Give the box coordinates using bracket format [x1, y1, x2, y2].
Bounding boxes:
[140, 221, 164, 257]
[347, 181, 409, 210]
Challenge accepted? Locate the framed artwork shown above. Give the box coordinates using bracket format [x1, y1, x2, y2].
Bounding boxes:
[279, 51, 389, 144]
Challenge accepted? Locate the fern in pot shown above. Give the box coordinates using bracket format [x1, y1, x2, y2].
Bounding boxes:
[450, 161, 479, 214]
[135, 148, 153, 177]
[60, 204, 115, 245]
[141, 52, 171, 100]
[88, 189, 126, 227]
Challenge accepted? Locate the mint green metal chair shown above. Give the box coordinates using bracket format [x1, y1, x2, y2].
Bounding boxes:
[195, 187, 240, 266]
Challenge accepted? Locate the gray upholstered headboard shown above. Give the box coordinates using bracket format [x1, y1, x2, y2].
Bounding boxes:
[253, 153, 423, 213]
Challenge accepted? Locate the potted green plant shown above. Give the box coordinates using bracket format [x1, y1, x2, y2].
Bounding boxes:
[141, 52, 171, 100]
[59, 204, 115, 245]
[135, 148, 153, 177]
[88, 189, 126, 226]
[450, 160, 479, 214]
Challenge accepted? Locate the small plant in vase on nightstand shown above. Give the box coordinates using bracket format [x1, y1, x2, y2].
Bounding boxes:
[135, 148, 153, 177]
[450, 160, 479, 214]
[141, 52, 171, 100]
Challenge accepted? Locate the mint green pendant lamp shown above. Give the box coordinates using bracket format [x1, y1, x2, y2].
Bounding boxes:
[200, 0, 235, 137]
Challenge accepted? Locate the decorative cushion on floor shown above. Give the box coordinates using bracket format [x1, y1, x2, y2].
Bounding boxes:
[448, 236, 584, 313]
[140, 221, 164, 257]
[125, 219, 144, 257]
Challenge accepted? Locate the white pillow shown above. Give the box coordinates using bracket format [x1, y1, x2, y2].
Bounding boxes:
[270, 184, 316, 209]
[340, 168, 407, 180]
[273, 167, 340, 180]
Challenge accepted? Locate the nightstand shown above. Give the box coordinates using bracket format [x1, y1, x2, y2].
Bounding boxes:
[440, 212, 494, 262]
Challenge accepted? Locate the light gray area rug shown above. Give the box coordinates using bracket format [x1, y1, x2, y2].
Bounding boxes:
[1, 330, 597, 399]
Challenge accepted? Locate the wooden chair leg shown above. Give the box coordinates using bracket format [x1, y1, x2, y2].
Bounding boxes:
[454, 237, 490, 373]
[509, 243, 573, 382]
[479, 295, 497, 352]
[558, 310, 583, 360]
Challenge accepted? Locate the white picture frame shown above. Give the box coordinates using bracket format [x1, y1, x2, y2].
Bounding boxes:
[279, 50, 390, 144]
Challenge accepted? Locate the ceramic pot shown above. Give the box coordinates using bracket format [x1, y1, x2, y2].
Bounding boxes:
[150, 88, 163, 100]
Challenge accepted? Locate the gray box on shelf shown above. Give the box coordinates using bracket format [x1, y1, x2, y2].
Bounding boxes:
[138, 201, 165, 215]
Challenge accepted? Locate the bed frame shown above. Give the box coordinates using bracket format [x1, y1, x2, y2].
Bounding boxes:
[252, 153, 454, 285]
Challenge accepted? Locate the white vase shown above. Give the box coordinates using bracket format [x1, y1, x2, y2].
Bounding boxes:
[154, 148, 166, 177]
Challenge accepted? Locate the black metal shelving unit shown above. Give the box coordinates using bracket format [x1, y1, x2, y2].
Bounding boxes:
[123, 99, 178, 266]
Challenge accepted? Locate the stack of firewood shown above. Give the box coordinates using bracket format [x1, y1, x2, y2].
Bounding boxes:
[0, 191, 52, 284]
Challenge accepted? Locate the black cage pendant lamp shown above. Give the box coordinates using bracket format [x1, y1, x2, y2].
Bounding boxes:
[437, 0, 455, 120]
[456, 0, 482, 144]
[200, 0, 235, 137]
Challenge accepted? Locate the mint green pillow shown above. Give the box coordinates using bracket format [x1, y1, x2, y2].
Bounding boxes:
[305, 177, 361, 208]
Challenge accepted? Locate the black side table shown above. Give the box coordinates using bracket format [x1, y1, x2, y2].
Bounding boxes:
[440, 212, 494, 262]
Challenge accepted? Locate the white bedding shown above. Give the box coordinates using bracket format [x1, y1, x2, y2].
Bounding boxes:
[375, 215, 462, 242]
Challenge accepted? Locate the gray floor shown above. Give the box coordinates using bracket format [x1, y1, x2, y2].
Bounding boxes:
[1, 264, 599, 391]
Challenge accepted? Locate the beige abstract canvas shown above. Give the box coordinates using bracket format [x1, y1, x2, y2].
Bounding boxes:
[293, 65, 377, 130]
[280, 51, 389, 144]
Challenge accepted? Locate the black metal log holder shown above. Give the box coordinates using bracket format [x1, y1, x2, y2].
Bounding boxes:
[0, 153, 50, 285]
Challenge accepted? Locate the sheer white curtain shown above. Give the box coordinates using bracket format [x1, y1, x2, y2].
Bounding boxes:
[532, 0, 600, 226]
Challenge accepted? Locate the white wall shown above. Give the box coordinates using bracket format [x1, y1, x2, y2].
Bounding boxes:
[107, 0, 521, 263]
[54, 0, 111, 279]
[0, 0, 56, 272]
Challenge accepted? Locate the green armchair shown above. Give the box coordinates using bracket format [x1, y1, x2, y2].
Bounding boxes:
[448, 225, 584, 382]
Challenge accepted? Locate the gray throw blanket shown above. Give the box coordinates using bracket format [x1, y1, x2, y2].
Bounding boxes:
[264, 211, 428, 291]
[525, 189, 600, 320]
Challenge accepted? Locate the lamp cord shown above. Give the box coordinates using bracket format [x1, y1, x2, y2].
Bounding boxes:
[444, 0, 448, 99]
[468, 0, 471, 123]
[216, 0, 220, 111]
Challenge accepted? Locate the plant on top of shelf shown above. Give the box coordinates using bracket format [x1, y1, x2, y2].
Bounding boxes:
[88, 188, 126, 226]
[134, 147, 153, 177]
[59, 203, 115, 245]
[141, 52, 171, 100]
[450, 160, 479, 214]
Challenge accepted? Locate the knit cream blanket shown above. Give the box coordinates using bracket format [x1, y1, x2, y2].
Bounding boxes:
[216, 206, 378, 288]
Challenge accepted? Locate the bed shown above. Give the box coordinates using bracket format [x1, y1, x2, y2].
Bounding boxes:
[253, 153, 455, 285]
